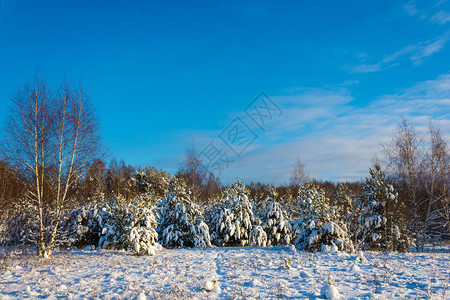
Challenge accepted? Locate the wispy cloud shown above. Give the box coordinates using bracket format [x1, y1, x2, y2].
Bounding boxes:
[432, 10, 450, 24]
[346, 1, 450, 74]
[148, 75, 450, 184]
[386, 73, 450, 100]
[381, 45, 416, 63]
[410, 38, 447, 64]
[346, 64, 382, 74]
[212, 75, 450, 184]
[404, 1, 419, 16]
[404, 1, 450, 24]
[348, 36, 448, 73]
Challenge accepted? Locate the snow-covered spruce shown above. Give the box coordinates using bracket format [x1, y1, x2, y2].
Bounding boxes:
[209, 179, 255, 247]
[122, 195, 159, 255]
[3, 195, 105, 249]
[58, 201, 103, 248]
[98, 196, 129, 249]
[0, 203, 37, 246]
[249, 225, 267, 247]
[157, 178, 211, 248]
[133, 166, 171, 199]
[99, 193, 159, 255]
[293, 183, 353, 252]
[334, 184, 360, 242]
[356, 164, 407, 252]
[258, 188, 292, 246]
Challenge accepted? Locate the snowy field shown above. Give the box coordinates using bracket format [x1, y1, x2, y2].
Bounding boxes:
[0, 245, 449, 299]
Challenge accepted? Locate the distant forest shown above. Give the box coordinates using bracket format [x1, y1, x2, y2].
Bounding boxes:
[0, 74, 448, 257]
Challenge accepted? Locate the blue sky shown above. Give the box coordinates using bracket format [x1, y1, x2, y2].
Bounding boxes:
[0, 0, 449, 184]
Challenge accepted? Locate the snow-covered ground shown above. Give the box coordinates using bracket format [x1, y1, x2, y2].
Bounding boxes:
[0, 245, 448, 299]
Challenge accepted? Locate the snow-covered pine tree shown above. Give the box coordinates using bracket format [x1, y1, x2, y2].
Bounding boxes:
[99, 195, 130, 249]
[59, 201, 102, 248]
[209, 204, 233, 246]
[210, 179, 255, 247]
[121, 194, 159, 255]
[335, 184, 353, 224]
[356, 164, 407, 252]
[1, 202, 37, 246]
[157, 178, 211, 248]
[99, 193, 159, 255]
[294, 183, 353, 252]
[133, 166, 171, 199]
[259, 187, 291, 246]
[249, 225, 267, 247]
[335, 184, 359, 246]
[3, 194, 105, 249]
[279, 192, 296, 221]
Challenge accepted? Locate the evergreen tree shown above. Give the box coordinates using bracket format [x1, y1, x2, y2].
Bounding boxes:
[210, 179, 255, 246]
[99, 193, 159, 255]
[121, 194, 159, 255]
[157, 178, 211, 248]
[356, 164, 407, 252]
[259, 187, 291, 246]
[133, 166, 171, 199]
[249, 225, 267, 247]
[294, 183, 353, 252]
[59, 201, 103, 248]
[1, 202, 37, 246]
[335, 184, 360, 245]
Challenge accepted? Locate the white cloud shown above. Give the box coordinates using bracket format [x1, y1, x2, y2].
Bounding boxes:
[404, 2, 419, 16]
[381, 45, 416, 64]
[346, 64, 382, 74]
[148, 76, 450, 185]
[403, 2, 450, 23]
[392, 73, 450, 98]
[410, 38, 447, 64]
[431, 10, 450, 24]
[217, 75, 450, 184]
[348, 36, 448, 73]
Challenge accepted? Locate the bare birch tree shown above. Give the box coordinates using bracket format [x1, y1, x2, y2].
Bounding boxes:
[3, 74, 102, 257]
[290, 156, 309, 188]
[421, 121, 449, 249]
[383, 116, 425, 248]
[84, 158, 106, 199]
[176, 146, 207, 203]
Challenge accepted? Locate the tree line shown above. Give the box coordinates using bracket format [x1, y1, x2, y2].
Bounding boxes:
[0, 73, 448, 257]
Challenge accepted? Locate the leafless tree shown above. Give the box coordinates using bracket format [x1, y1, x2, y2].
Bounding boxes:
[105, 158, 135, 200]
[3, 74, 102, 257]
[383, 116, 425, 247]
[202, 171, 221, 202]
[176, 146, 207, 203]
[83, 158, 106, 200]
[290, 156, 309, 188]
[0, 160, 25, 218]
[421, 121, 449, 249]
